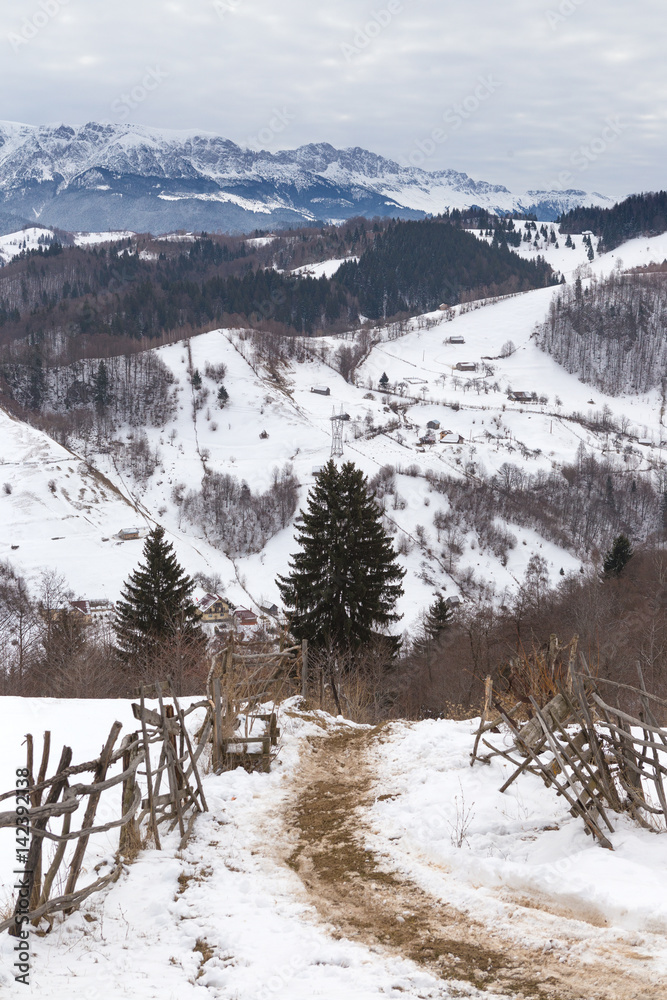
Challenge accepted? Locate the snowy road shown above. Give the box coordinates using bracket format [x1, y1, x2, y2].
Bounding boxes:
[284, 723, 664, 1000]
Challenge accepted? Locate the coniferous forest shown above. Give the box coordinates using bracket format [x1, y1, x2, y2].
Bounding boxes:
[0, 217, 555, 366]
[337, 219, 556, 318]
[558, 191, 667, 251]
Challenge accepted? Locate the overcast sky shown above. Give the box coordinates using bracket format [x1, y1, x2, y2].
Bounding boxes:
[1, 0, 664, 197]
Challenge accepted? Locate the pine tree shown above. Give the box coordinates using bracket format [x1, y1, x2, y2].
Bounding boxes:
[277, 461, 405, 650]
[115, 526, 203, 664]
[414, 593, 453, 655]
[379, 372, 389, 389]
[93, 360, 111, 411]
[423, 593, 454, 638]
[602, 534, 633, 576]
[217, 384, 229, 408]
[191, 368, 202, 390]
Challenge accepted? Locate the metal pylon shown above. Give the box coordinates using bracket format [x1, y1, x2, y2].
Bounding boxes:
[330, 406, 344, 458]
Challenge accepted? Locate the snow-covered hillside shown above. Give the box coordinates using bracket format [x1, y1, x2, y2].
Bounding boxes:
[0, 120, 614, 235]
[2, 226, 667, 631]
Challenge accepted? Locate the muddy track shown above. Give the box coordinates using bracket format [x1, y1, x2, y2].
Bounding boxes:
[283, 726, 661, 1000]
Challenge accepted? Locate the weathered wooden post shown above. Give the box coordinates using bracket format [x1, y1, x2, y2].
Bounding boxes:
[119, 733, 141, 857]
[64, 722, 122, 901]
[213, 677, 223, 772]
[566, 635, 578, 694]
[301, 639, 308, 701]
[138, 685, 161, 850]
[470, 676, 493, 765]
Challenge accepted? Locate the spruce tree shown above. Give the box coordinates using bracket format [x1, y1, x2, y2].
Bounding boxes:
[277, 461, 405, 650]
[423, 593, 454, 639]
[115, 526, 203, 664]
[217, 384, 229, 408]
[93, 360, 111, 411]
[602, 534, 633, 576]
[413, 593, 453, 655]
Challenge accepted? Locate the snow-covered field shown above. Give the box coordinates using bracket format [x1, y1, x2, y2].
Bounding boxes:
[370, 721, 667, 948]
[0, 227, 54, 263]
[1, 699, 665, 997]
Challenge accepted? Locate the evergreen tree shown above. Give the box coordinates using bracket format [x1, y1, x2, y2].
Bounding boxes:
[29, 351, 45, 411]
[191, 368, 202, 390]
[379, 371, 389, 388]
[414, 593, 453, 655]
[115, 526, 203, 664]
[93, 360, 111, 411]
[277, 461, 405, 650]
[217, 384, 229, 408]
[602, 534, 633, 576]
[423, 593, 454, 638]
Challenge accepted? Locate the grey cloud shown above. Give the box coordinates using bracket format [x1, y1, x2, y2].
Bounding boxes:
[0, 0, 664, 196]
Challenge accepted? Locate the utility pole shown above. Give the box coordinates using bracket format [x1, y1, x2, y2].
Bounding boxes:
[330, 407, 344, 458]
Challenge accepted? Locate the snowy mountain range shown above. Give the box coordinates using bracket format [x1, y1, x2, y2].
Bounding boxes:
[0, 121, 615, 235]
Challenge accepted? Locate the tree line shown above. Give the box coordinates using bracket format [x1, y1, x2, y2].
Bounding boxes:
[0, 217, 557, 369]
[336, 218, 556, 319]
[536, 269, 667, 394]
[558, 191, 667, 251]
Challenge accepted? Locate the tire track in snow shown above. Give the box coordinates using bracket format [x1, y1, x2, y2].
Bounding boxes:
[282, 726, 662, 1000]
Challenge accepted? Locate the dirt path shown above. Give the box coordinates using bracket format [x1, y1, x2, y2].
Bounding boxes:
[282, 725, 661, 1000]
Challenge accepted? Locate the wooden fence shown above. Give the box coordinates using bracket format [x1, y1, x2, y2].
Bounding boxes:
[0, 680, 211, 937]
[472, 656, 667, 848]
[205, 636, 291, 773]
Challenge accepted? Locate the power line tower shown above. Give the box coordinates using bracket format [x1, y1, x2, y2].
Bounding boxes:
[330, 406, 345, 458]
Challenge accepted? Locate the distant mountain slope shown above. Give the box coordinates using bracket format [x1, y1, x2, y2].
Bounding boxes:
[0, 121, 614, 234]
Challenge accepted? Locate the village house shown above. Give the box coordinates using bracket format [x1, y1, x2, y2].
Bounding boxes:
[440, 431, 464, 444]
[234, 607, 258, 627]
[455, 361, 477, 372]
[310, 386, 330, 396]
[507, 390, 535, 403]
[69, 599, 115, 622]
[426, 419, 441, 430]
[118, 527, 141, 541]
[448, 335, 465, 344]
[195, 594, 234, 623]
[43, 599, 115, 625]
